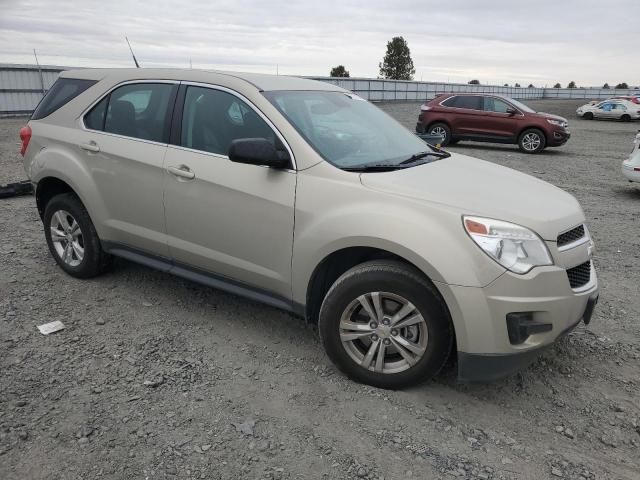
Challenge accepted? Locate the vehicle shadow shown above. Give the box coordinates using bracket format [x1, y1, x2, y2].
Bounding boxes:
[448, 143, 565, 156]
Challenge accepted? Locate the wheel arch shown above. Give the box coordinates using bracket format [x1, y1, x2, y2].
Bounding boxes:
[35, 177, 77, 219]
[517, 125, 548, 144]
[304, 246, 452, 328]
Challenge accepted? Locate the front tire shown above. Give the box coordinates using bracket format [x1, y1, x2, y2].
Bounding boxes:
[583, 112, 594, 120]
[621, 114, 631, 122]
[318, 260, 453, 389]
[518, 128, 546, 154]
[427, 122, 452, 146]
[43, 193, 111, 278]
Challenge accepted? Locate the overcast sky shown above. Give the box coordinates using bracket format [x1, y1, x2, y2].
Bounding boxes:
[1, 0, 638, 87]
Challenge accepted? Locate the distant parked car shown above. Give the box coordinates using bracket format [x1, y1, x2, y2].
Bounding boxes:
[576, 100, 640, 121]
[612, 96, 640, 104]
[622, 130, 640, 183]
[416, 93, 570, 154]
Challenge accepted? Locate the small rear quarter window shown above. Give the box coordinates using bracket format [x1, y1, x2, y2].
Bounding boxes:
[31, 78, 96, 120]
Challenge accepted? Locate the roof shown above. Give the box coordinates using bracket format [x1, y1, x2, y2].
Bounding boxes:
[60, 68, 346, 92]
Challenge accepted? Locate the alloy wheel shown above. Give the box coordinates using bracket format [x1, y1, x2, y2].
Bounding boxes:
[49, 210, 84, 267]
[521, 132, 541, 152]
[430, 126, 447, 141]
[339, 291, 428, 374]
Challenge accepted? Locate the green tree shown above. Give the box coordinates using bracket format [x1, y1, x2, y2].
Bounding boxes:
[553, 83, 561, 88]
[567, 81, 577, 88]
[615, 82, 629, 89]
[527, 83, 535, 88]
[379, 36, 415, 80]
[468, 79, 480, 85]
[503, 83, 509, 87]
[329, 65, 350, 78]
[602, 83, 610, 89]
[514, 83, 521, 87]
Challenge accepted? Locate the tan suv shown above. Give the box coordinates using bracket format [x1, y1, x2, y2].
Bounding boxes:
[20, 69, 599, 388]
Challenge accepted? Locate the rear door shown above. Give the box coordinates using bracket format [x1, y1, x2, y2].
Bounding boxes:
[162, 84, 296, 299]
[80, 81, 178, 256]
[445, 95, 486, 136]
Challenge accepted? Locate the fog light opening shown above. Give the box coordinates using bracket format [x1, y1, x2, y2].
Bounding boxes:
[506, 312, 552, 345]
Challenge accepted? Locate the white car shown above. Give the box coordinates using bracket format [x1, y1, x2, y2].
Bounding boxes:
[576, 99, 640, 121]
[622, 130, 640, 183]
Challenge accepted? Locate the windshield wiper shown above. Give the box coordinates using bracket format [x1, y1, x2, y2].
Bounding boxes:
[399, 150, 450, 165]
[342, 164, 408, 172]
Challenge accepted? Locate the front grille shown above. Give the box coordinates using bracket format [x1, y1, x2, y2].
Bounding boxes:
[557, 225, 585, 247]
[567, 261, 591, 289]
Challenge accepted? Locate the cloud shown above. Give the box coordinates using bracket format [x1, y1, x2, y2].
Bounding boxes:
[0, 0, 638, 86]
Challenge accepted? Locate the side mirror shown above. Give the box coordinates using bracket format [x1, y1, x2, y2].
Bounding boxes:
[505, 108, 518, 115]
[228, 138, 289, 169]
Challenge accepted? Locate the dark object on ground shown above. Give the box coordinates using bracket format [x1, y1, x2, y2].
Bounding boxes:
[416, 132, 445, 145]
[0, 180, 33, 199]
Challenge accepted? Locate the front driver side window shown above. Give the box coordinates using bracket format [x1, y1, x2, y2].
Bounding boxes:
[181, 86, 277, 156]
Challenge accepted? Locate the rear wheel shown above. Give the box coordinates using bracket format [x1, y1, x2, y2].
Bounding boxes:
[583, 112, 594, 120]
[621, 114, 631, 122]
[43, 193, 111, 278]
[518, 128, 546, 154]
[318, 260, 453, 389]
[427, 123, 452, 146]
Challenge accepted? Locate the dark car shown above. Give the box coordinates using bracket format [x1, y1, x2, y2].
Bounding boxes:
[416, 93, 570, 154]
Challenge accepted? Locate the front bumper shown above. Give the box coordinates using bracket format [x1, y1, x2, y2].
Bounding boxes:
[548, 129, 571, 147]
[435, 258, 598, 382]
[458, 294, 598, 381]
[622, 162, 640, 182]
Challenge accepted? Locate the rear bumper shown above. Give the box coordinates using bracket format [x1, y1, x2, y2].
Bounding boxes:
[458, 293, 598, 382]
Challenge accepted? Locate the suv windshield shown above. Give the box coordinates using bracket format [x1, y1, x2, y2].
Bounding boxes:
[506, 98, 536, 113]
[264, 91, 438, 169]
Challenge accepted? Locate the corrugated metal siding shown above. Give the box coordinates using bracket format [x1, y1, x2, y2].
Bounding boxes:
[1, 64, 639, 115]
[0, 64, 64, 114]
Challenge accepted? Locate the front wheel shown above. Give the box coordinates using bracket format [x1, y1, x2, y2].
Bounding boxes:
[427, 123, 452, 146]
[583, 112, 594, 120]
[621, 114, 631, 122]
[318, 260, 453, 389]
[518, 128, 546, 154]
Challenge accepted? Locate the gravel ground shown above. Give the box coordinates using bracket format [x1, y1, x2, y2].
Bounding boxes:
[1, 100, 639, 480]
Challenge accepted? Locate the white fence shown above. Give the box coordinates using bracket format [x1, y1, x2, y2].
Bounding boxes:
[1, 63, 639, 115]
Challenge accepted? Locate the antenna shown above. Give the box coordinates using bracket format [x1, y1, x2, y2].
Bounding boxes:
[32, 48, 46, 95]
[125, 36, 140, 68]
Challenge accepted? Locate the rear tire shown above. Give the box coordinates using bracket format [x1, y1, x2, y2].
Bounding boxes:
[318, 260, 453, 389]
[518, 128, 546, 154]
[583, 112, 594, 120]
[427, 123, 452, 146]
[43, 193, 111, 278]
[621, 114, 631, 122]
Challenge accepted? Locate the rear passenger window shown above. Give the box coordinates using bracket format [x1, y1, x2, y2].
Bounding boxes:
[180, 86, 278, 156]
[453, 96, 483, 110]
[31, 78, 96, 120]
[441, 96, 458, 107]
[83, 83, 176, 143]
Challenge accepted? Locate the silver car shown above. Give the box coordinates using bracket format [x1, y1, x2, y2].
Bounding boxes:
[576, 99, 640, 121]
[20, 69, 599, 388]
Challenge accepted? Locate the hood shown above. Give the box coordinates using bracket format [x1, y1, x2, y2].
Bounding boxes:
[534, 111, 568, 122]
[359, 153, 584, 241]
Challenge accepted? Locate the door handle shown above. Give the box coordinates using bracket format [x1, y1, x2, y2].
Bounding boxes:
[167, 165, 195, 180]
[80, 141, 100, 153]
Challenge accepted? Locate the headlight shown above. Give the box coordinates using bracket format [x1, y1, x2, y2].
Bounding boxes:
[547, 118, 567, 127]
[463, 216, 553, 274]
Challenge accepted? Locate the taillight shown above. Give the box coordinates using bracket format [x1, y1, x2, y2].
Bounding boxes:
[19, 125, 32, 156]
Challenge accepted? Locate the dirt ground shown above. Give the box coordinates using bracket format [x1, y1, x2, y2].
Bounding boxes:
[1, 99, 639, 480]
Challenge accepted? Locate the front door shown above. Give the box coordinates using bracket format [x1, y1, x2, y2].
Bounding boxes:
[163, 85, 296, 299]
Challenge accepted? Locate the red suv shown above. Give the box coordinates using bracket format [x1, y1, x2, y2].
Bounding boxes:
[416, 93, 570, 154]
